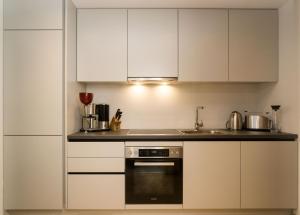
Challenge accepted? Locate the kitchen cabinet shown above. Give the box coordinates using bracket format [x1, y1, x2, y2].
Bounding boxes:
[68, 141, 124, 157]
[4, 136, 63, 209]
[183, 141, 240, 209]
[229, 9, 278, 82]
[241, 141, 297, 209]
[4, 30, 63, 135]
[4, 0, 63, 29]
[128, 9, 178, 78]
[68, 174, 125, 209]
[179, 9, 228, 82]
[68, 158, 124, 172]
[67, 142, 125, 209]
[77, 9, 127, 82]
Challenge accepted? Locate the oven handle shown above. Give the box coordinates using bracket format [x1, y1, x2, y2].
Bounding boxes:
[134, 162, 175, 167]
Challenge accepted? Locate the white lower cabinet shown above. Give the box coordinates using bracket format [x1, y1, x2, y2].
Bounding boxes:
[241, 141, 298, 209]
[183, 141, 240, 209]
[68, 174, 125, 209]
[68, 142, 124, 158]
[67, 142, 125, 209]
[4, 136, 63, 209]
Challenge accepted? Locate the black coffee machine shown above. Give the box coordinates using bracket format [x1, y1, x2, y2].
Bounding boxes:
[96, 104, 110, 130]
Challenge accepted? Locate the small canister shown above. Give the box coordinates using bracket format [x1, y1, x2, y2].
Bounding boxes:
[244, 112, 272, 130]
[96, 104, 110, 130]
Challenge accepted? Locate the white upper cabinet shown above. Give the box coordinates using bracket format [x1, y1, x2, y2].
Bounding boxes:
[229, 9, 278, 82]
[77, 9, 127, 82]
[4, 31, 63, 135]
[128, 9, 178, 78]
[179, 9, 228, 82]
[4, 0, 63, 29]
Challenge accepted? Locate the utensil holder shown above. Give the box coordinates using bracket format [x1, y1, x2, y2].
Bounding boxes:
[110, 117, 121, 131]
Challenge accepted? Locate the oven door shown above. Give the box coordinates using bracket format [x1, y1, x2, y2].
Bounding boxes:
[125, 158, 182, 204]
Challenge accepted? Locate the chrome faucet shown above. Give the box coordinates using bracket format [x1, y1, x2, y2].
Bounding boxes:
[195, 106, 204, 130]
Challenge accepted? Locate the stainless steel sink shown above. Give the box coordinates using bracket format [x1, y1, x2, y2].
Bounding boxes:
[179, 129, 225, 135]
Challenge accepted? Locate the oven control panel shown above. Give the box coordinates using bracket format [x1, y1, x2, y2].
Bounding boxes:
[125, 147, 183, 158]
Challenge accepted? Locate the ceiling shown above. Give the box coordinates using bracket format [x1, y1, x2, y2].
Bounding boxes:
[72, 0, 288, 9]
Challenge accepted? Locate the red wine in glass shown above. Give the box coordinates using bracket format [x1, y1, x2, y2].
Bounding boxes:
[79, 92, 93, 117]
[79, 92, 93, 106]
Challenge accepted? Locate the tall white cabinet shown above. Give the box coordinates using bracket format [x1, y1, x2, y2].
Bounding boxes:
[4, 136, 63, 209]
[4, 31, 63, 135]
[4, 0, 63, 29]
[3, 0, 63, 210]
[128, 9, 178, 78]
[179, 9, 228, 82]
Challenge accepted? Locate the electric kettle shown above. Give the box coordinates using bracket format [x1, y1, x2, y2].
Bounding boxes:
[226, 111, 243, 130]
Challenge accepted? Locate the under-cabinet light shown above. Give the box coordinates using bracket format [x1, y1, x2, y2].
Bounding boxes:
[127, 77, 178, 85]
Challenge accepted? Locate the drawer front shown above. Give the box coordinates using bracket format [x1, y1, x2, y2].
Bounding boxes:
[68, 174, 125, 209]
[68, 142, 124, 157]
[68, 158, 124, 172]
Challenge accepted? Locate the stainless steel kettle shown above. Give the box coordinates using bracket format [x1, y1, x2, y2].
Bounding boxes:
[226, 111, 243, 130]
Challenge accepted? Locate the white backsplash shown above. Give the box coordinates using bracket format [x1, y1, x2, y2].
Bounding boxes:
[87, 83, 260, 129]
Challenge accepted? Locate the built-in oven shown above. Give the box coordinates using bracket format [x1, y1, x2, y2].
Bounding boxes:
[125, 146, 183, 204]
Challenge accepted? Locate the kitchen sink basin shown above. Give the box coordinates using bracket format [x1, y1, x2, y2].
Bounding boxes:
[179, 129, 225, 135]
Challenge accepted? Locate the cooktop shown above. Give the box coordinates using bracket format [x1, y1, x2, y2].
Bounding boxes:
[127, 129, 181, 135]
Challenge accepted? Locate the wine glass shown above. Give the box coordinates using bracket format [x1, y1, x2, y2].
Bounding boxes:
[79, 92, 93, 116]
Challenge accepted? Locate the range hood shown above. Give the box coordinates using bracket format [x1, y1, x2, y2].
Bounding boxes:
[127, 77, 178, 84]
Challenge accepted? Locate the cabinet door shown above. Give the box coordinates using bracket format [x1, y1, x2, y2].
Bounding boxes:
[4, 0, 63, 29]
[4, 136, 63, 209]
[183, 141, 240, 209]
[77, 9, 127, 82]
[241, 141, 297, 209]
[68, 174, 125, 209]
[128, 9, 178, 78]
[68, 142, 124, 157]
[179, 9, 228, 82]
[4, 31, 63, 135]
[229, 10, 278, 82]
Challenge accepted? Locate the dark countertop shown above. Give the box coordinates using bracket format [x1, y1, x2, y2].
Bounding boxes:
[67, 129, 298, 142]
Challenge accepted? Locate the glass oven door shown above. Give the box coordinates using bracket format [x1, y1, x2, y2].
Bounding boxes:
[125, 158, 182, 204]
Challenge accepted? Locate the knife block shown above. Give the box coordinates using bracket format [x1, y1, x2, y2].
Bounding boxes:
[110, 117, 121, 131]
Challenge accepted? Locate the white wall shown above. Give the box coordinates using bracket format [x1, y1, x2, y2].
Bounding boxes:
[87, 83, 259, 129]
[65, 0, 85, 135]
[297, 0, 300, 213]
[0, 0, 3, 214]
[257, 0, 299, 133]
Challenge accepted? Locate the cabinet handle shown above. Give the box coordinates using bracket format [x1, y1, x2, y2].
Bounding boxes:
[134, 162, 175, 167]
